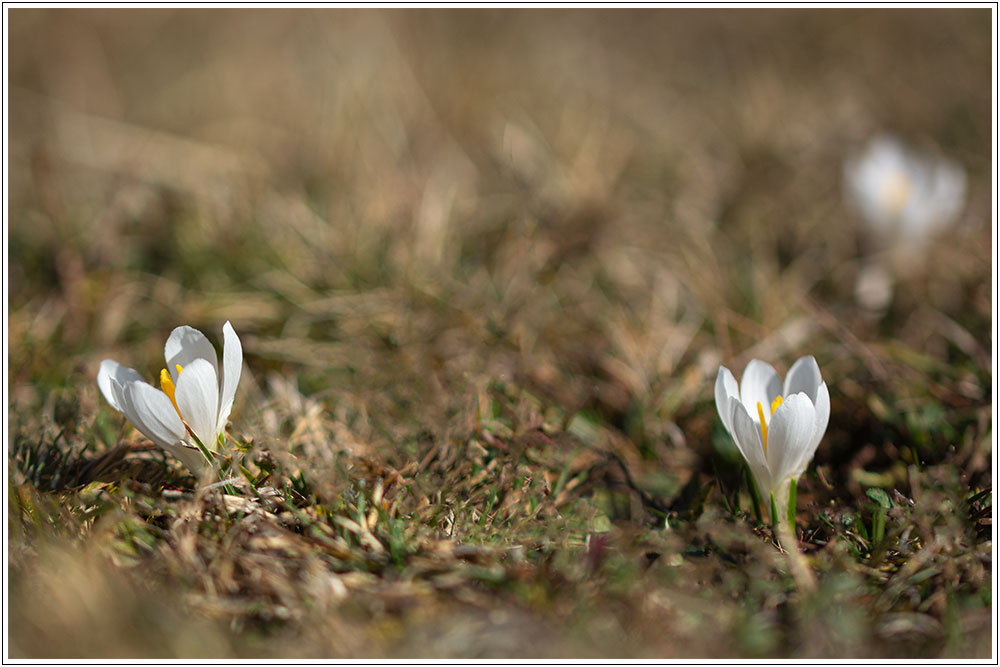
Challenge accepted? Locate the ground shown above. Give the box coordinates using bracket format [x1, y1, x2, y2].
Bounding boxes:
[6, 8, 994, 659]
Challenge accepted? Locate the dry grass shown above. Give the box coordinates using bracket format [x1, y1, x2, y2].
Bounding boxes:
[7, 8, 993, 659]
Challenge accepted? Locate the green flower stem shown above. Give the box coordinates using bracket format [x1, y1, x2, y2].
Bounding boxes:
[873, 506, 886, 545]
[787, 478, 797, 526]
[188, 431, 215, 467]
[746, 466, 764, 523]
[189, 431, 238, 496]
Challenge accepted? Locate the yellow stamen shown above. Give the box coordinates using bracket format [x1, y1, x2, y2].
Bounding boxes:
[757, 401, 768, 453]
[881, 172, 912, 216]
[160, 364, 184, 415]
[757, 395, 784, 454]
[770, 395, 783, 415]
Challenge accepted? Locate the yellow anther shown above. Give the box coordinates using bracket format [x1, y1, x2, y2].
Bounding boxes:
[758, 395, 784, 454]
[757, 401, 768, 453]
[881, 172, 912, 216]
[770, 395, 783, 415]
[160, 364, 184, 415]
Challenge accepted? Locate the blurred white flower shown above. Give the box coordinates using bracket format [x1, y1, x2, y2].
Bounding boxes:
[97, 321, 243, 475]
[715, 356, 830, 513]
[853, 258, 895, 312]
[844, 134, 966, 243]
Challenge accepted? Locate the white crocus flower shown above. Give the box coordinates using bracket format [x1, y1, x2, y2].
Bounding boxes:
[844, 134, 966, 244]
[845, 136, 966, 311]
[97, 322, 243, 475]
[715, 356, 830, 514]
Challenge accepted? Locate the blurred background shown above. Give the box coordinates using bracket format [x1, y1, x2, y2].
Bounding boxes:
[7, 8, 993, 659]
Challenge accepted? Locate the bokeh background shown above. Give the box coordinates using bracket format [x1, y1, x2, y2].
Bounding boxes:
[7, 9, 993, 659]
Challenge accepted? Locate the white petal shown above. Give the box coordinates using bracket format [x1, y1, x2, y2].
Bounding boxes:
[216, 321, 243, 433]
[97, 359, 143, 413]
[121, 381, 187, 451]
[109, 380, 130, 423]
[844, 157, 884, 229]
[929, 160, 965, 222]
[793, 381, 831, 478]
[740, 359, 782, 421]
[783, 355, 822, 403]
[174, 358, 220, 450]
[846, 135, 909, 231]
[714, 366, 739, 438]
[164, 325, 218, 382]
[112, 379, 208, 476]
[730, 398, 772, 500]
[166, 444, 212, 477]
[908, 158, 966, 235]
[765, 393, 816, 488]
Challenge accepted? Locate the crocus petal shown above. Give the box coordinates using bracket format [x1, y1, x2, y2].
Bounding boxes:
[121, 382, 208, 474]
[164, 326, 219, 383]
[216, 321, 243, 433]
[174, 359, 221, 450]
[740, 360, 782, 421]
[846, 136, 909, 231]
[119, 381, 187, 451]
[730, 398, 772, 500]
[97, 359, 144, 413]
[783, 355, 822, 403]
[714, 366, 739, 438]
[930, 161, 965, 221]
[167, 444, 212, 476]
[905, 159, 965, 236]
[765, 393, 816, 489]
[792, 381, 830, 478]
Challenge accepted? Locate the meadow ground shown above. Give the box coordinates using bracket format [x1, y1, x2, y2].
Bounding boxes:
[6, 8, 994, 659]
